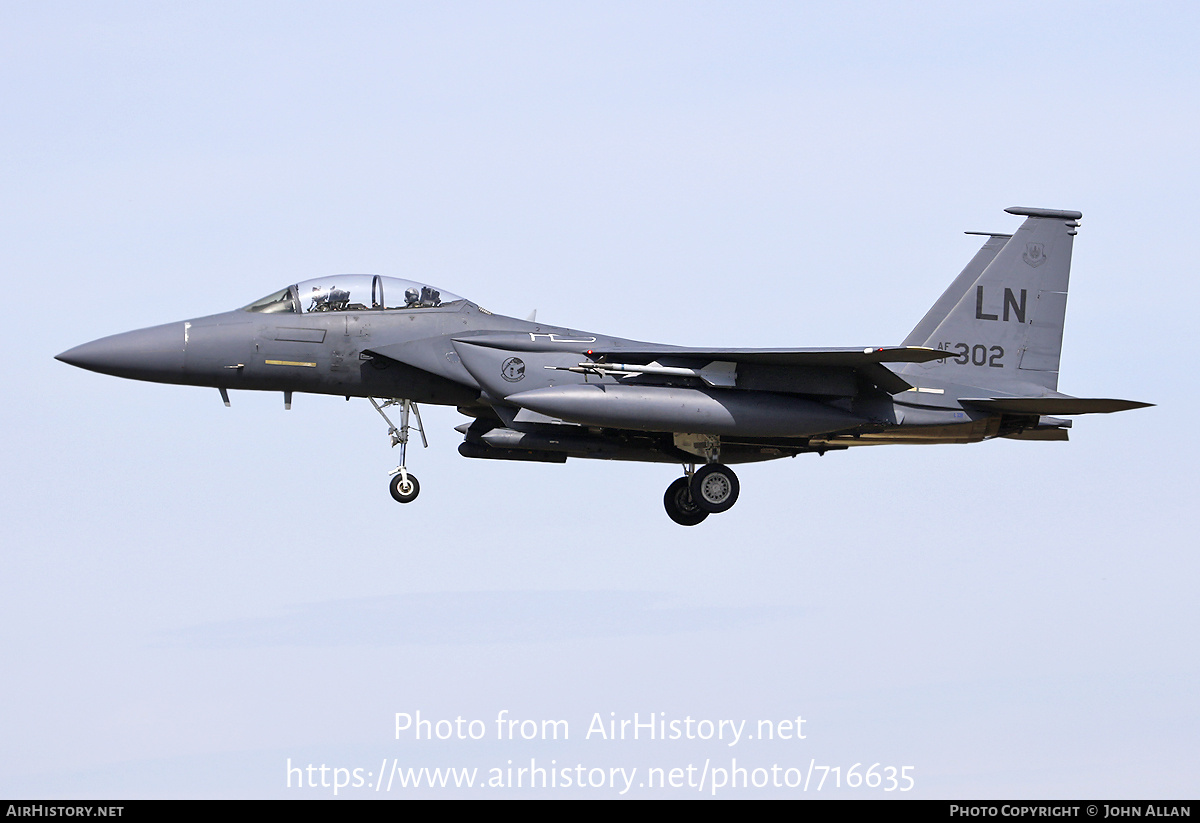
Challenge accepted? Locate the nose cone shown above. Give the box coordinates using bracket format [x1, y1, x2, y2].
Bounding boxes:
[56, 322, 187, 383]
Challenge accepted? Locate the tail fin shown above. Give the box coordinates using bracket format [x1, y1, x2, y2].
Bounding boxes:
[901, 206, 1082, 392]
[902, 232, 1011, 348]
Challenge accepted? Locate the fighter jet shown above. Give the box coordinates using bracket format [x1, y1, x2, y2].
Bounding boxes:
[57, 206, 1149, 525]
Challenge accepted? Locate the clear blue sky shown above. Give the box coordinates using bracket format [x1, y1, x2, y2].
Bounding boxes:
[1, 1, 1194, 798]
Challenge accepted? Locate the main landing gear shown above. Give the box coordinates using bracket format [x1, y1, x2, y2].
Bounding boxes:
[662, 463, 740, 526]
[369, 398, 427, 504]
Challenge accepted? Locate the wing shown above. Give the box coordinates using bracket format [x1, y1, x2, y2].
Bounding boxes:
[456, 332, 953, 395]
[581, 344, 952, 367]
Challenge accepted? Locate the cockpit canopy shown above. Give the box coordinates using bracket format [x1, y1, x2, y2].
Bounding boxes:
[243, 275, 464, 314]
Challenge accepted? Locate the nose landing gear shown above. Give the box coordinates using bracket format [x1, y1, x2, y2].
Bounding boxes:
[369, 398, 427, 504]
[389, 471, 421, 504]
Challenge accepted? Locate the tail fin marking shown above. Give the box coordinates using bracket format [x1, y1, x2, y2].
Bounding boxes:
[902, 207, 1082, 392]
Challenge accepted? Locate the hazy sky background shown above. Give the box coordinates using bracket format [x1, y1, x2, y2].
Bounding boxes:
[2, 1, 1195, 798]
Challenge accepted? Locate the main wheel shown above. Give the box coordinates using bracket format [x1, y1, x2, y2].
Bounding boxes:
[663, 477, 708, 526]
[690, 464, 739, 513]
[389, 473, 421, 503]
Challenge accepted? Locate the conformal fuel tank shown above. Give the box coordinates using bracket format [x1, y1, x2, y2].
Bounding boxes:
[505, 384, 865, 437]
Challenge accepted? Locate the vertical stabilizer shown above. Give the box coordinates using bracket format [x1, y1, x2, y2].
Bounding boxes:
[903, 232, 1011, 347]
[902, 207, 1082, 392]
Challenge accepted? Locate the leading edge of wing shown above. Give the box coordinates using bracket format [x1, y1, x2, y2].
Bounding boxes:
[457, 334, 953, 367]
[586, 345, 953, 367]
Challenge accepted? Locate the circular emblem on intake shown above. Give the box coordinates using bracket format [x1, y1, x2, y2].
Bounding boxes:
[501, 357, 526, 382]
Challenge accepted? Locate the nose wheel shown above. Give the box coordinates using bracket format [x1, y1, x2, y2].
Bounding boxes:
[369, 397, 427, 504]
[389, 471, 421, 504]
[662, 463, 740, 525]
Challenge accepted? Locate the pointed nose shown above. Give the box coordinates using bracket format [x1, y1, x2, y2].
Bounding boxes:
[56, 322, 187, 382]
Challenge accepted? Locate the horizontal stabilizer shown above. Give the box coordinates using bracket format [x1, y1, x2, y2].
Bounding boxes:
[961, 397, 1153, 415]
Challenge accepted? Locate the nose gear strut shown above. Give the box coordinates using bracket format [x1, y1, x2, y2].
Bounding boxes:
[368, 397, 427, 503]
